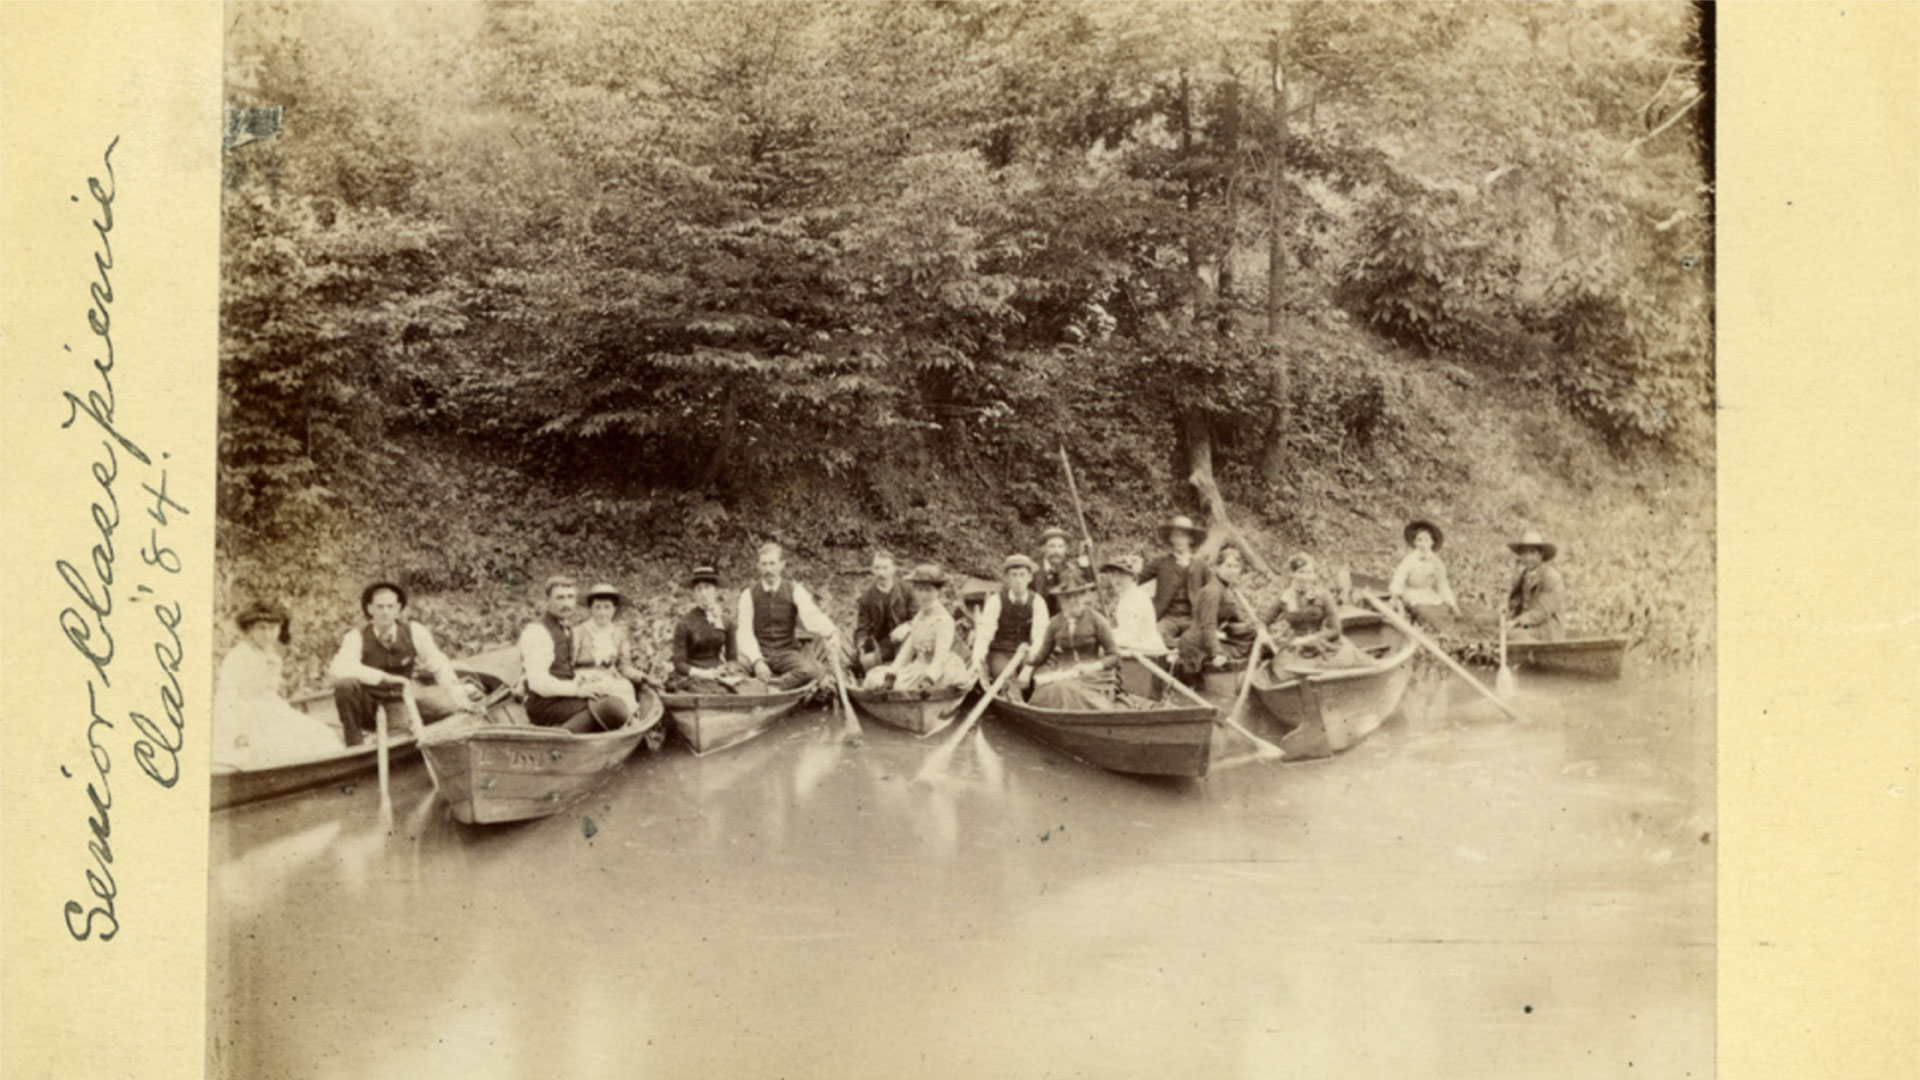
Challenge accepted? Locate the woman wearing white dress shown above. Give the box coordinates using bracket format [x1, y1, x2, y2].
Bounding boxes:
[570, 583, 648, 719]
[214, 603, 349, 770]
[1388, 519, 1463, 635]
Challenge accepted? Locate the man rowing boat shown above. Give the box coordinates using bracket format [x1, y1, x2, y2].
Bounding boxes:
[328, 581, 478, 746]
[969, 554, 1050, 694]
[1506, 529, 1566, 642]
[1139, 514, 1206, 649]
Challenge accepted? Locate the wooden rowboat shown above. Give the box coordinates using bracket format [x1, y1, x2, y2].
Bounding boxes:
[846, 683, 969, 737]
[1503, 635, 1631, 679]
[659, 683, 814, 756]
[211, 709, 420, 811]
[1248, 610, 1417, 759]
[987, 692, 1217, 779]
[417, 688, 664, 825]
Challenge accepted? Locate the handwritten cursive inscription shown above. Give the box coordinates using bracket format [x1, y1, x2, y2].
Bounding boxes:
[57, 136, 196, 942]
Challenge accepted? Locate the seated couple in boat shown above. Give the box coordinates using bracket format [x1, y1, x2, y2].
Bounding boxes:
[970, 557, 1160, 711]
[1169, 545, 1370, 682]
[857, 562, 971, 693]
[665, 543, 848, 696]
[519, 576, 655, 733]
[1384, 519, 1568, 642]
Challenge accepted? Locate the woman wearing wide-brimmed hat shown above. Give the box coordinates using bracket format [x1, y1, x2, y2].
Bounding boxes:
[1388, 519, 1464, 635]
[214, 602, 349, 770]
[667, 566, 763, 695]
[862, 564, 970, 692]
[571, 582, 650, 713]
[1140, 514, 1208, 648]
[1027, 566, 1126, 712]
[969, 553, 1051, 692]
[1505, 529, 1566, 642]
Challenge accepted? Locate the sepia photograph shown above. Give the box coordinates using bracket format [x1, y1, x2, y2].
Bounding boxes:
[205, 2, 1716, 1076]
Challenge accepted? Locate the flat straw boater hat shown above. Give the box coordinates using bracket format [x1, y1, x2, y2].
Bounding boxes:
[236, 601, 292, 645]
[1039, 526, 1072, 545]
[1403, 519, 1445, 550]
[360, 580, 408, 614]
[583, 582, 624, 607]
[905, 563, 950, 588]
[687, 565, 721, 587]
[1507, 528, 1558, 562]
[1157, 514, 1202, 543]
[1002, 553, 1038, 574]
[1098, 554, 1138, 575]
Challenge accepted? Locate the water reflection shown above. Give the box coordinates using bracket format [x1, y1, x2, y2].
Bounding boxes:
[211, 668, 1713, 1079]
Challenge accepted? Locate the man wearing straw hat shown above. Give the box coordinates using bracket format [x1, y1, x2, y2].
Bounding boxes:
[1139, 514, 1207, 648]
[329, 581, 478, 746]
[1035, 526, 1089, 616]
[969, 554, 1050, 692]
[1505, 529, 1567, 642]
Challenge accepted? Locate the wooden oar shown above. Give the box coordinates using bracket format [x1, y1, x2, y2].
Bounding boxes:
[916, 644, 1028, 782]
[1058, 444, 1096, 562]
[374, 683, 402, 828]
[1496, 615, 1518, 699]
[1361, 594, 1532, 724]
[826, 641, 863, 741]
[1131, 653, 1283, 762]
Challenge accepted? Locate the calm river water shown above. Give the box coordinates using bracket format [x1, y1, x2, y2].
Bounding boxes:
[208, 665, 1714, 1080]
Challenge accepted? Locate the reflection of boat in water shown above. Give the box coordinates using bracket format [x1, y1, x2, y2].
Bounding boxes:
[417, 688, 664, 825]
[211, 645, 523, 812]
[1248, 611, 1416, 759]
[846, 684, 968, 738]
[659, 683, 813, 756]
[1499, 636, 1631, 680]
[987, 687, 1217, 779]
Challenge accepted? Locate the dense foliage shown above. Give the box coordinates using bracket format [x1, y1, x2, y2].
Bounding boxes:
[218, 1, 1715, 669]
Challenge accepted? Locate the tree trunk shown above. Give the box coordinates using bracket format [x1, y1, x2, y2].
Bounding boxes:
[1258, 36, 1292, 485]
[1216, 76, 1240, 333]
[1187, 407, 1279, 579]
[696, 383, 738, 489]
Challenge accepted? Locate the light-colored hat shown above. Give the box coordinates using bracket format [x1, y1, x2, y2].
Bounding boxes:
[1097, 554, 1137, 575]
[905, 563, 949, 587]
[1403, 519, 1444, 550]
[1157, 514, 1202, 543]
[1039, 526, 1072, 544]
[1507, 529, 1558, 562]
[1002, 554, 1038, 574]
[583, 582, 624, 607]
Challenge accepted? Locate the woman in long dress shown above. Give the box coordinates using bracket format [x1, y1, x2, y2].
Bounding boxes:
[1270, 554, 1369, 674]
[666, 566, 763, 695]
[571, 582, 648, 720]
[213, 603, 351, 770]
[1388, 519, 1463, 634]
[1026, 568, 1124, 711]
[863, 564, 971, 692]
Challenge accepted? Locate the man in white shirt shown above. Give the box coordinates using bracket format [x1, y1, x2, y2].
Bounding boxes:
[1100, 555, 1166, 657]
[969, 554, 1049, 693]
[329, 581, 477, 746]
[735, 542, 843, 690]
[519, 575, 633, 732]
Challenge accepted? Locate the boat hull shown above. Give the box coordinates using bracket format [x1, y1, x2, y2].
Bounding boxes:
[659, 685, 812, 756]
[1504, 636, 1630, 679]
[212, 737, 421, 810]
[1249, 614, 1417, 758]
[420, 689, 663, 825]
[988, 696, 1216, 779]
[846, 685, 968, 737]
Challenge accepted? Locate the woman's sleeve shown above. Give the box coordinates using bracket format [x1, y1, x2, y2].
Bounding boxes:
[1192, 584, 1222, 655]
[1388, 553, 1414, 597]
[1436, 559, 1458, 607]
[1093, 612, 1119, 657]
[671, 617, 693, 676]
[970, 593, 1000, 668]
[1027, 596, 1050, 656]
[1029, 618, 1059, 668]
[933, 611, 956, 660]
[618, 627, 648, 681]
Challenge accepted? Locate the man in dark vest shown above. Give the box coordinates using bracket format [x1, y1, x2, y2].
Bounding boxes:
[968, 554, 1050, 695]
[328, 581, 477, 746]
[518, 575, 634, 732]
[735, 542, 843, 690]
[852, 548, 913, 677]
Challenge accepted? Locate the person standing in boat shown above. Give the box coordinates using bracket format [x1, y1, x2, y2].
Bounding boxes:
[863, 564, 971, 692]
[521, 576, 632, 732]
[736, 542, 843, 691]
[1027, 567, 1123, 711]
[969, 554, 1050, 693]
[667, 566, 761, 695]
[1177, 543, 1257, 680]
[329, 581, 478, 747]
[571, 582, 651, 713]
[1388, 520, 1464, 635]
[1268, 553, 1368, 671]
[216, 602, 351, 769]
[1139, 514, 1207, 648]
[853, 549, 914, 678]
[1100, 554, 1165, 657]
[1035, 526, 1090, 615]
[1506, 529, 1566, 642]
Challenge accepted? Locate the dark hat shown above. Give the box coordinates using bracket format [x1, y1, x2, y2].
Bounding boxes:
[236, 601, 291, 645]
[1097, 554, 1136, 575]
[1039, 526, 1072, 544]
[688, 565, 721, 587]
[1403, 519, 1444, 550]
[583, 582, 624, 607]
[1157, 514, 1202, 543]
[1053, 564, 1098, 597]
[1002, 553, 1037, 574]
[1287, 552, 1317, 575]
[905, 563, 950, 587]
[1508, 529, 1558, 562]
[360, 581, 408, 614]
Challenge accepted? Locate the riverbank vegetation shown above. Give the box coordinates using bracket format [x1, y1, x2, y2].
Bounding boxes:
[217, 1, 1714, 686]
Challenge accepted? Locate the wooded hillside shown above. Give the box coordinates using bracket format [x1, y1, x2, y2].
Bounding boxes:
[217, 1, 1714, 681]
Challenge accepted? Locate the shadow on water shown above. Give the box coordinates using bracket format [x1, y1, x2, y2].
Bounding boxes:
[210, 667, 1713, 1080]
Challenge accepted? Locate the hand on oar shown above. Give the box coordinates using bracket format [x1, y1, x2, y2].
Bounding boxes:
[917, 644, 1029, 783]
[826, 641, 863, 742]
